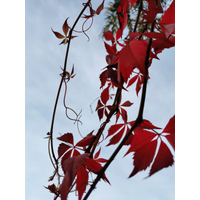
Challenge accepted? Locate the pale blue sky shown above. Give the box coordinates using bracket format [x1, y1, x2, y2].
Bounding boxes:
[25, 1, 175, 200]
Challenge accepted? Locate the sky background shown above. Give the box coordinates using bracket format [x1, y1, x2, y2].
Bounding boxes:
[25, 0, 175, 200]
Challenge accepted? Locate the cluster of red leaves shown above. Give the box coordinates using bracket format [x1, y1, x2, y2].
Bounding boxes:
[95, 82, 133, 121]
[46, 132, 109, 200]
[105, 116, 175, 177]
[47, 0, 175, 199]
[102, 0, 175, 87]
[127, 116, 175, 177]
[97, 0, 175, 179]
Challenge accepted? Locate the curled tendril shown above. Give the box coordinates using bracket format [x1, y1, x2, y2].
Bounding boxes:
[68, 16, 93, 41]
[63, 78, 83, 125]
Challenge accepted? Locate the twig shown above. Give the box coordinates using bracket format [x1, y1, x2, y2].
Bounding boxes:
[133, 0, 143, 32]
[49, 0, 91, 174]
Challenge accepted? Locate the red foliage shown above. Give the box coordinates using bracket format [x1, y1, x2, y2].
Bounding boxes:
[47, 1, 175, 199]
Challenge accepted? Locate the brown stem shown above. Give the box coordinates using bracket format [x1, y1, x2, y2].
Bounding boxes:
[49, 0, 91, 171]
[133, 0, 143, 32]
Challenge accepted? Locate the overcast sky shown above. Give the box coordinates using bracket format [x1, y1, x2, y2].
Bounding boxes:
[25, 0, 176, 200]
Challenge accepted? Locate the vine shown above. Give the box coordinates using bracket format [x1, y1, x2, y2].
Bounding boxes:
[45, 0, 175, 200]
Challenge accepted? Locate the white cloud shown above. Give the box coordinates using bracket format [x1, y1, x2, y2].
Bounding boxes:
[25, 1, 175, 200]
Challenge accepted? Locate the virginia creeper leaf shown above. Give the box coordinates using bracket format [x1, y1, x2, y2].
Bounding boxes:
[120, 101, 133, 107]
[76, 165, 88, 200]
[149, 140, 174, 177]
[107, 126, 126, 146]
[85, 158, 110, 184]
[51, 28, 65, 39]
[125, 128, 157, 156]
[162, 115, 175, 134]
[162, 115, 175, 150]
[129, 139, 157, 178]
[100, 86, 110, 105]
[143, 0, 163, 23]
[104, 30, 115, 43]
[76, 135, 96, 147]
[96, 0, 105, 15]
[58, 143, 71, 158]
[45, 184, 58, 195]
[104, 41, 117, 55]
[62, 18, 69, 36]
[57, 133, 74, 145]
[160, 0, 175, 24]
[117, 40, 148, 83]
[60, 154, 89, 200]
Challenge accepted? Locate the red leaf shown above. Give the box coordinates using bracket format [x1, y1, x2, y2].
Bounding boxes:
[117, 40, 148, 83]
[116, 0, 129, 38]
[85, 158, 102, 173]
[104, 41, 117, 55]
[136, 74, 143, 96]
[160, 0, 175, 24]
[100, 86, 110, 105]
[76, 165, 88, 200]
[85, 158, 110, 184]
[107, 123, 124, 138]
[51, 28, 65, 39]
[99, 70, 108, 88]
[61, 150, 73, 168]
[60, 154, 89, 200]
[162, 115, 175, 150]
[143, 0, 163, 23]
[95, 99, 103, 111]
[57, 133, 74, 145]
[149, 140, 174, 177]
[58, 143, 71, 158]
[76, 135, 96, 147]
[162, 115, 175, 134]
[140, 119, 161, 130]
[104, 30, 115, 43]
[107, 126, 125, 146]
[106, 54, 118, 65]
[45, 184, 58, 195]
[62, 18, 69, 36]
[129, 139, 157, 177]
[125, 128, 156, 156]
[96, 0, 105, 15]
[120, 107, 127, 123]
[126, 75, 138, 88]
[95, 158, 108, 163]
[97, 107, 104, 121]
[130, 0, 137, 7]
[94, 148, 101, 160]
[72, 149, 81, 157]
[106, 67, 127, 90]
[120, 101, 133, 107]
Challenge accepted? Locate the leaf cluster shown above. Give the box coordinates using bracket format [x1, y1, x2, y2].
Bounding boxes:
[45, 0, 175, 200]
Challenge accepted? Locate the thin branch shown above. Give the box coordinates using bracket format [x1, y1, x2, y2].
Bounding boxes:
[49, 0, 91, 173]
[63, 0, 91, 72]
[133, 0, 143, 32]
